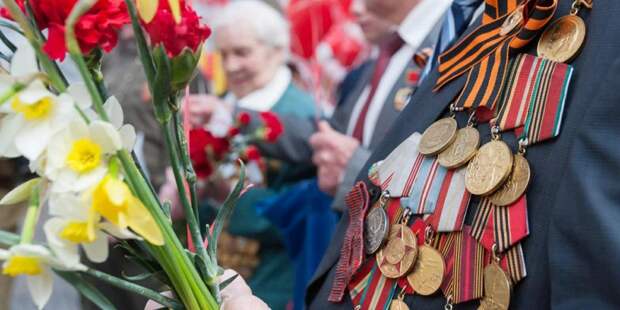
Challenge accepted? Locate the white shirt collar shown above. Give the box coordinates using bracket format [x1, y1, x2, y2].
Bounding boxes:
[398, 0, 453, 51]
[233, 66, 292, 112]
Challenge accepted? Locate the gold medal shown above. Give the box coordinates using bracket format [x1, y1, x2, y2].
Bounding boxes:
[419, 118, 458, 156]
[389, 299, 409, 310]
[537, 15, 586, 63]
[465, 140, 514, 196]
[376, 224, 418, 278]
[488, 153, 531, 206]
[438, 126, 480, 169]
[406, 245, 445, 296]
[478, 263, 511, 310]
[394, 88, 412, 111]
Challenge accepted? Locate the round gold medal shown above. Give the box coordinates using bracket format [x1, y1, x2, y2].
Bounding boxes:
[419, 118, 458, 156]
[406, 246, 445, 296]
[465, 140, 513, 196]
[390, 299, 410, 310]
[438, 126, 480, 169]
[376, 224, 418, 278]
[537, 15, 586, 63]
[488, 154, 531, 206]
[478, 263, 511, 310]
[394, 88, 412, 111]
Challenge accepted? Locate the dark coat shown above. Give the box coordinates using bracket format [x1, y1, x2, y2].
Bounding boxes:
[306, 1, 620, 309]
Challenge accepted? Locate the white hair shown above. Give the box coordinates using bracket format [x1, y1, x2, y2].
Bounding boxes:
[212, 0, 290, 51]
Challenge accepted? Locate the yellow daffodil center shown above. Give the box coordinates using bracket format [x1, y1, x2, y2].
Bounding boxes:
[60, 221, 96, 243]
[11, 96, 53, 120]
[2, 256, 42, 276]
[66, 139, 102, 173]
[92, 175, 164, 246]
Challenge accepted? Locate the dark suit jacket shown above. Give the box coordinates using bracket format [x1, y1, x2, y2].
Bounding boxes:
[306, 1, 620, 309]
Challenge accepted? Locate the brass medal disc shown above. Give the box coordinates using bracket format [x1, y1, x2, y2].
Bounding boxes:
[419, 118, 458, 156]
[488, 154, 531, 206]
[465, 140, 514, 196]
[537, 15, 586, 63]
[438, 126, 481, 169]
[390, 299, 410, 310]
[478, 263, 511, 310]
[364, 205, 390, 254]
[406, 246, 445, 296]
[376, 224, 418, 278]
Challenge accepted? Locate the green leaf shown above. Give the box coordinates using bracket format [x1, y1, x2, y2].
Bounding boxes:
[0, 230, 19, 246]
[57, 271, 117, 310]
[0, 177, 41, 205]
[207, 162, 246, 263]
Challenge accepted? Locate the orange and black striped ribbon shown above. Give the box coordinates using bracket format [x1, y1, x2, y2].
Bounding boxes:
[435, 0, 557, 111]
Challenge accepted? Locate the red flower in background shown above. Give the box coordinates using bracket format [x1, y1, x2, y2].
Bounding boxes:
[142, 0, 211, 57]
[244, 145, 261, 161]
[259, 112, 283, 142]
[1, 0, 129, 60]
[189, 128, 230, 178]
[237, 112, 251, 126]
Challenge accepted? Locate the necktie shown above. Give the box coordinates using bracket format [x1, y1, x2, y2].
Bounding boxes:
[351, 34, 404, 143]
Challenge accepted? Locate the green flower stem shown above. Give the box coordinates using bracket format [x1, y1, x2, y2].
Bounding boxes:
[161, 118, 209, 278]
[84, 268, 183, 309]
[20, 183, 40, 244]
[1, 0, 66, 92]
[123, 0, 156, 87]
[118, 150, 218, 310]
[0, 83, 24, 105]
[173, 110, 200, 224]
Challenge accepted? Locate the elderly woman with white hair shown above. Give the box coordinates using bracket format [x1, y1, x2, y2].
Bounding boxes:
[183, 1, 317, 309]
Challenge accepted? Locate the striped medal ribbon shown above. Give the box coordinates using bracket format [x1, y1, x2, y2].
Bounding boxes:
[329, 182, 371, 302]
[435, 0, 558, 112]
[401, 153, 471, 218]
[470, 196, 530, 253]
[496, 53, 574, 134]
[432, 226, 486, 304]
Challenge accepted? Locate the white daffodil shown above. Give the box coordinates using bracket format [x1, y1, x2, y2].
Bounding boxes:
[45, 118, 123, 193]
[0, 244, 86, 309]
[0, 44, 87, 161]
[102, 96, 136, 151]
[43, 193, 140, 265]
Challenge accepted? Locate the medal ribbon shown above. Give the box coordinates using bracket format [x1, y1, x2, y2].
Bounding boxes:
[435, 0, 557, 110]
[435, 226, 485, 304]
[470, 196, 529, 253]
[348, 200, 404, 309]
[496, 53, 574, 133]
[516, 56, 574, 143]
[495, 243, 528, 284]
[423, 168, 471, 232]
[329, 182, 371, 302]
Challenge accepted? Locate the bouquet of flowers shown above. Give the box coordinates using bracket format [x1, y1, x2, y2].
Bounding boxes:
[0, 0, 242, 309]
[189, 111, 284, 187]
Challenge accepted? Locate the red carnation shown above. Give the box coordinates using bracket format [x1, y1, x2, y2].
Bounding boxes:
[237, 112, 251, 126]
[226, 126, 240, 138]
[189, 128, 230, 178]
[142, 0, 211, 58]
[245, 145, 261, 161]
[260, 111, 283, 142]
[2, 0, 129, 60]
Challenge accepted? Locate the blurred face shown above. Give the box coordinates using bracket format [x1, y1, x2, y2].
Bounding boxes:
[365, 0, 420, 25]
[215, 24, 285, 98]
[352, 0, 395, 45]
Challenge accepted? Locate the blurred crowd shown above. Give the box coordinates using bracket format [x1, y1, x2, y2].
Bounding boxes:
[1, 0, 473, 309]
